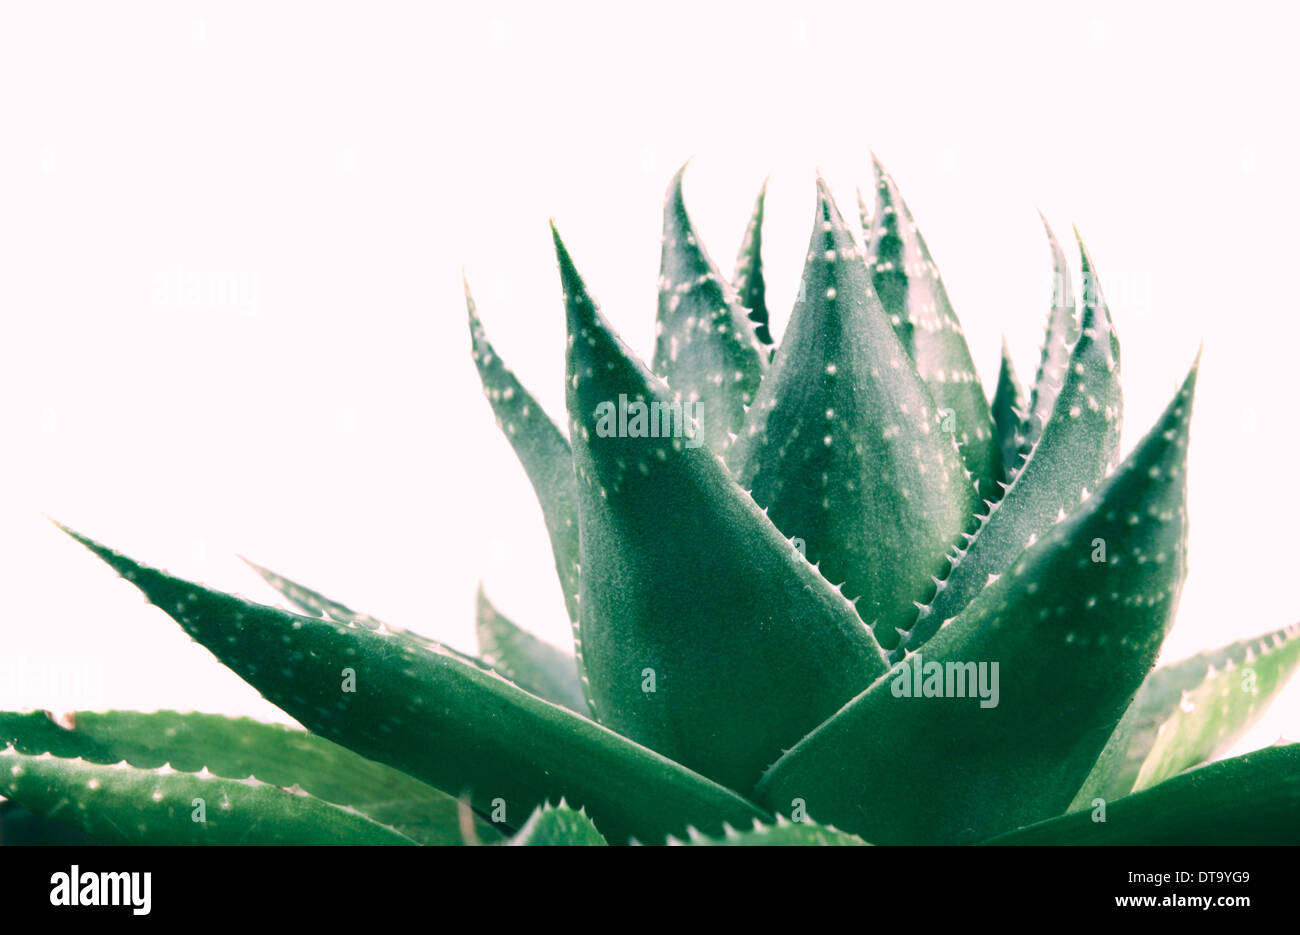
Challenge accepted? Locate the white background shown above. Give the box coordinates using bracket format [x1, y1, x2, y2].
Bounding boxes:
[1, 1, 1297, 757]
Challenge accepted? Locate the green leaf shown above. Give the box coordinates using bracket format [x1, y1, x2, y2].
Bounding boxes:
[555, 221, 890, 792]
[665, 817, 870, 846]
[507, 802, 608, 845]
[241, 556, 382, 628]
[1064, 698, 1142, 814]
[57, 526, 768, 844]
[865, 154, 1000, 496]
[0, 800, 101, 844]
[989, 744, 1300, 845]
[0, 709, 492, 845]
[757, 364, 1197, 844]
[476, 585, 589, 716]
[900, 233, 1123, 656]
[990, 337, 1028, 482]
[732, 179, 773, 350]
[251, 563, 591, 719]
[239, 557, 471, 662]
[0, 746, 416, 845]
[729, 179, 979, 652]
[856, 187, 872, 257]
[1023, 213, 1080, 453]
[651, 165, 767, 453]
[1074, 623, 1300, 805]
[467, 280, 585, 679]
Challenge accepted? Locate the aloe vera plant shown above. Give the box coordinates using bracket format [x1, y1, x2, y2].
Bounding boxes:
[5, 158, 1299, 846]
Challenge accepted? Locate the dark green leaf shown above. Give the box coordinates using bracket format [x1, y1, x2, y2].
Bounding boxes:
[1023, 213, 1080, 453]
[0, 800, 102, 845]
[900, 233, 1123, 656]
[239, 557, 476, 664]
[665, 816, 869, 846]
[249, 562, 589, 719]
[556, 222, 889, 792]
[991, 337, 1028, 482]
[729, 179, 978, 651]
[732, 179, 773, 350]
[241, 556, 382, 628]
[467, 280, 584, 678]
[757, 364, 1196, 844]
[651, 165, 767, 453]
[0, 745, 416, 845]
[57, 526, 767, 844]
[990, 744, 1300, 845]
[507, 802, 608, 845]
[476, 585, 589, 715]
[0, 709, 492, 844]
[866, 154, 1000, 495]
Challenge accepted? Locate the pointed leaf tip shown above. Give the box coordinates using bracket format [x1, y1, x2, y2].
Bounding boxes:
[991, 341, 1027, 479]
[901, 235, 1122, 654]
[466, 282, 585, 667]
[730, 182, 978, 650]
[652, 166, 766, 452]
[865, 154, 1001, 495]
[475, 586, 589, 716]
[1023, 212, 1080, 454]
[1075, 620, 1300, 806]
[58, 530, 765, 843]
[761, 359, 1197, 844]
[564, 232, 889, 790]
[733, 177, 774, 350]
[993, 745, 1300, 845]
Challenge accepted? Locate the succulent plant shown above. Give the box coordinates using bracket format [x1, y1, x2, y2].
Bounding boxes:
[5, 158, 1299, 846]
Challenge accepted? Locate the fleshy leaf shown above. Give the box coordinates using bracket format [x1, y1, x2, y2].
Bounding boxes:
[757, 365, 1196, 844]
[990, 744, 1300, 845]
[0, 746, 416, 845]
[241, 556, 383, 629]
[252, 561, 591, 719]
[0, 709, 487, 845]
[240, 557, 473, 662]
[0, 800, 101, 845]
[475, 585, 589, 716]
[732, 179, 773, 350]
[990, 337, 1028, 481]
[1074, 623, 1300, 804]
[900, 233, 1123, 656]
[651, 165, 767, 453]
[556, 222, 889, 792]
[507, 801, 608, 845]
[467, 281, 585, 675]
[57, 527, 769, 844]
[1023, 213, 1080, 453]
[729, 179, 978, 651]
[664, 816, 870, 846]
[856, 187, 872, 259]
[866, 154, 1000, 495]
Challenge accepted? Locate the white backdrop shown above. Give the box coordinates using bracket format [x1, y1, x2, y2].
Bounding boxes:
[2, 1, 1297, 756]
